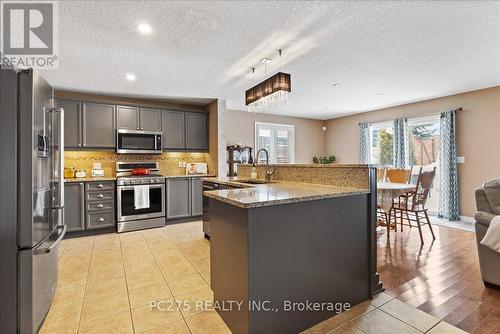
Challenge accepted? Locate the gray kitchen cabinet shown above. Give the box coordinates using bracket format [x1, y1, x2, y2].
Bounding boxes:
[82, 103, 116, 148]
[85, 181, 116, 229]
[116, 106, 139, 130]
[166, 178, 191, 219]
[58, 100, 81, 148]
[140, 108, 161, 131]
[191, 177, 203, 216]
[64, 182, 85, 232]
[186, 112, 208, 151]
[161, 110, 185, 150]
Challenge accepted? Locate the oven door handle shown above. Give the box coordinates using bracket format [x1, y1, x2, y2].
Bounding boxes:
[118, 184, 165, 191]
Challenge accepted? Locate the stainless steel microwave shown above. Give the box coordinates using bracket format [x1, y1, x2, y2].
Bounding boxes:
[116, 129, 162, 154]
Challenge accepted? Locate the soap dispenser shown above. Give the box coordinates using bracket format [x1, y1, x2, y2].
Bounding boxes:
[250, 163, 257, 179]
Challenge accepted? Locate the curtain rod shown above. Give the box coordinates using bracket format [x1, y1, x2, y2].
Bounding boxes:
[358, 107, 462, 126]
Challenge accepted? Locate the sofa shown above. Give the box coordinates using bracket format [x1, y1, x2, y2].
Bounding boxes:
[474, 180, 500, 288]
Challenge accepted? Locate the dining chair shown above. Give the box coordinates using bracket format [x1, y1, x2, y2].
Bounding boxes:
[390, 167, 437, 244]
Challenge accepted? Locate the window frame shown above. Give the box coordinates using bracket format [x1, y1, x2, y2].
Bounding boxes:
[254, 121, 295, 164]
[368, 120, 393, 166]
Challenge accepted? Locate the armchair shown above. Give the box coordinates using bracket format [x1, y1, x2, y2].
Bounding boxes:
[474, 180, 500, 288]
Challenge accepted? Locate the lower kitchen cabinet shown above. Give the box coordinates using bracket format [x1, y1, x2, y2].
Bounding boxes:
[166, 177, 204, 220]
[166, 178, 191, 219]
[64, 182, 85, 232]
[64, 181, 116, 233]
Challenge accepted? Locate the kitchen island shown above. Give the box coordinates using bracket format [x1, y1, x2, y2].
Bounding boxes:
[203, 164, 382, 334]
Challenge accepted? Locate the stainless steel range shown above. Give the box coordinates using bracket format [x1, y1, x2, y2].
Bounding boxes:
[116, 162, 166, 233]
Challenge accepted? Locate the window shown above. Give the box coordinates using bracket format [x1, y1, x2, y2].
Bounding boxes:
[255, 122, 295, 163]
[369, 121, 393, 166]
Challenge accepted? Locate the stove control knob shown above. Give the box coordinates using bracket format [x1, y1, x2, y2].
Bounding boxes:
[150, 179, 154, 184]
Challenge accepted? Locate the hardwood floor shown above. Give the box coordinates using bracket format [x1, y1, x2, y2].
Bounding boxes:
[377, 223, 500, 334]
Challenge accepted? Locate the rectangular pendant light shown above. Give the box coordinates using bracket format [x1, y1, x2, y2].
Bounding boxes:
[245, 72, 291, 112]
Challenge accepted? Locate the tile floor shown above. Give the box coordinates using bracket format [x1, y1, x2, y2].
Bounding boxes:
[41, 220, 469, 334]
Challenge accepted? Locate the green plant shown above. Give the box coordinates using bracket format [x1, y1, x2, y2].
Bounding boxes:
[379, 129, 393, 165]
[313, 155, 336, 164]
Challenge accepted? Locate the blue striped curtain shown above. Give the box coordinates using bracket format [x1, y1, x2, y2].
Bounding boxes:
[439, 110, 459, 220]
[393, 117, 408, 168]
[359, 123, 370, 164]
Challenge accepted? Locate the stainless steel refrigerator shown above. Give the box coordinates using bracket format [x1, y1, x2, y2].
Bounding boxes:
[0, 68, 66, 333]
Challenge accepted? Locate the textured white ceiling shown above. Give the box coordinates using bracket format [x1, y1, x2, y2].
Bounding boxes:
[41, 1, 500, 120]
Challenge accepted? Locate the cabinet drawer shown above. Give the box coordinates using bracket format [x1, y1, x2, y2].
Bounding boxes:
[86, 200, 114, 212]
[86, 181, 115, 191]
[86, 211, 115, 229]
[86, 190, 115, 202]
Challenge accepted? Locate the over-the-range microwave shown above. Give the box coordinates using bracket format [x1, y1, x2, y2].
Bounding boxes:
[116, 129, 162, 154]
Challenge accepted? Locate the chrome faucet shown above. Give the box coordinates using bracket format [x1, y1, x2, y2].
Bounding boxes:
[256, 148, 277, 182]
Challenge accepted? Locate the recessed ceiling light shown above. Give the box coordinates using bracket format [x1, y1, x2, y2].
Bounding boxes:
[137, 23, 152, 35]
[331, 83, 341, 87]
[260, 58, 272, 64]
[376, 93, 384, 97]
[126, 73, 136, 81]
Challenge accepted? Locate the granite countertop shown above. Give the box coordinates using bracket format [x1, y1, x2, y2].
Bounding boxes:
[64, 174, 216, 183]
[64, 177, 116, 183]
[202, 177, 370, 209]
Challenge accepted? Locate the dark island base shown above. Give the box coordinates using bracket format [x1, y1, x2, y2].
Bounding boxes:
[209, 192, 380, 334]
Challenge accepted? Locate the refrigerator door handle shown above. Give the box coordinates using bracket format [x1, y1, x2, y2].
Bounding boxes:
[48, 107, 65, 210]
[34, 224, 67, 255]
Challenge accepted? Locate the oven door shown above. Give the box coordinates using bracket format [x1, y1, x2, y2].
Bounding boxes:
[117, 184, 165, 221]
[116, 130, 162, 154]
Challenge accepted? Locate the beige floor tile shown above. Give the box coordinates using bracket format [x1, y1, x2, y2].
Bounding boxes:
[350, 309, 420, 334]
[58, 270, 88, 289]
[88, 262, 125, 279]
[199, 270, 211, 285]
[40, 300, 82, 332]
[90, 255, 123, 268]
[124, 261, 160, 275]
[59, 259, 90, 274]
[167, 273, 208, 296]
[122, 250, 156, 265]
[131, 299, 183, 333]
[189, 256, 210, 272]
[126, 266, 164, 290]
[128, 281, 173, 308]
[81, 290, 130, 322]
[144, 319, 191, 334]
[427, 321, 469, 334]
[308, 313, 350, 334]
[369, 292, 393, 308]
[160, 262, 199, 281]
[52, 284, 85, 307]
[79, 310, 134, 334]
[180, 243, 209, 254]
[93, 238, 121, 249]
[338, 300, 375, 322]
[185, 311, 231, 334]
[85, 276, 127, 299]
[174, 286, 214, 317]
[330, 322, 366, 334]
[154, 252, 190, 266]
[380, 298, 440, 332]
[91, 246, 122, 258]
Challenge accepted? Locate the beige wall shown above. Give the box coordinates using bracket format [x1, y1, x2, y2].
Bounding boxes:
[324, 85, 500, 217]
[225, 109, 325, 163]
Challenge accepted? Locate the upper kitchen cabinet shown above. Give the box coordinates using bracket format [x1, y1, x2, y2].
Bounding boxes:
[116, 106, 139, 130]
[58, 100, 81, 148]
[140, 108, 161, 131]
[82, 103, 116, 148]
[161, 110, 185, 150]
[117, 106, 161, 131]
[186, 112, 208, 151]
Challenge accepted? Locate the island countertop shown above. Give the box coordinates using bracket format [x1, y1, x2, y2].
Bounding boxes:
[202, 177, 369, 209]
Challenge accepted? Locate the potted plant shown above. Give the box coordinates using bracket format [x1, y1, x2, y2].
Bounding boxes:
[312, 155, 336, 164]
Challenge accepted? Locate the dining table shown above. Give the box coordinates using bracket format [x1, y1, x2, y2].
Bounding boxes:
[376, 182, 417, 231]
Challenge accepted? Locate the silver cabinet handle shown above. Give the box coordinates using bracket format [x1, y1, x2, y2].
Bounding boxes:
[97, 194, 104, 198]
[97, 204, 104, 208]
[97, 184, 104, 188]
[97, 217, 105, 222]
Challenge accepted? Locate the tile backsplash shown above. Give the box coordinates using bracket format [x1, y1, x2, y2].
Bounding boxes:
[64, 151, 210, 177]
